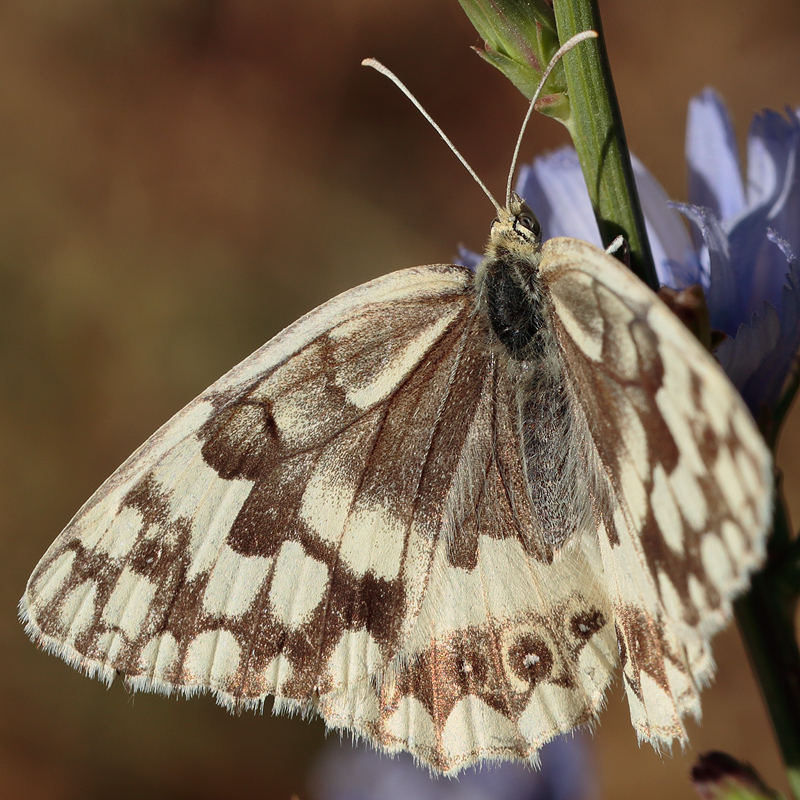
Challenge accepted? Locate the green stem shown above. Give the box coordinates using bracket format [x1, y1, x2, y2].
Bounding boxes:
[551, 0, 658, 291]
[734, 482, 800, 800]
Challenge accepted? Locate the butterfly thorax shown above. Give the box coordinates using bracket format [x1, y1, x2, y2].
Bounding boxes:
[477, 195, 546, 361]
[476, 195, 591, 555]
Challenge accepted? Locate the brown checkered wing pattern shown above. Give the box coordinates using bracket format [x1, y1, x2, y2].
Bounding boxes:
[21, 260, 619, 774]
[22, 265, 484, 710]
[21, 234, 773, 775]
[542, 237, 772, 749]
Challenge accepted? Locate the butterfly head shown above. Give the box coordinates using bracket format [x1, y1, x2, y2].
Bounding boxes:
[487, 192, 543, 263]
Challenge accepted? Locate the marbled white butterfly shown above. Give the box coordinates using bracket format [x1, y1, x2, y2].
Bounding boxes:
[20, 33, 772, 774]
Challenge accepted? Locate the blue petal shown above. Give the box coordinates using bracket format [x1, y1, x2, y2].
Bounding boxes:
[747, 233, 800, 410]
[727, 206, 784, 317]
[631, 154, 700, 288]
[715, 304, 781, 397]
[515, 148, 602, 245]
[715, 233, 800, 414]
[671, 203, 745, 335]
[736, 108, 800, 315]
[686, 90, 746, 222]
[746, 108, 800, 223]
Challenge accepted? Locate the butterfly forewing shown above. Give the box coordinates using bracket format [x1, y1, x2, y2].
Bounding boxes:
[23, 265, 480, 703]
[542, 237, 772, 744]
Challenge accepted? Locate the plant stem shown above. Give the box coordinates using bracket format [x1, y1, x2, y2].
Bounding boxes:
[734, 481, 800, 800]
[551, 0, 658, 291]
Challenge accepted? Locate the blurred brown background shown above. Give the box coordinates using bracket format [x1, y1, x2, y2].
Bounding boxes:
[3, 1, 800, 798]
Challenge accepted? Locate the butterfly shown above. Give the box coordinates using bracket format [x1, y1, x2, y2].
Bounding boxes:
[20, 33, 772, 775]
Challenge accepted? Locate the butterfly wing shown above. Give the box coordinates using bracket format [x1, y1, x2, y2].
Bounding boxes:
[541, 237, 772, 746]
[316, 353, 618, 773]
[22, 264, 484, 709]
[23, 236, 771, 772]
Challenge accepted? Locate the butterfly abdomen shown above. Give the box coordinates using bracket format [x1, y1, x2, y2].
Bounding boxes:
[518, 368, 589, 553]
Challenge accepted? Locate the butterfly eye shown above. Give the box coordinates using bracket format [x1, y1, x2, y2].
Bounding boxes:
[517, 214, 541, 237]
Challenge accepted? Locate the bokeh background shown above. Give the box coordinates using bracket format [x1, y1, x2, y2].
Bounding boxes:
[3, 1, 800, 798]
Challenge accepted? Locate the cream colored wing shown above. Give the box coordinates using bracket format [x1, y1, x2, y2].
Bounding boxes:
[541, 237, 772, 747]
[22, 264, 482, 713]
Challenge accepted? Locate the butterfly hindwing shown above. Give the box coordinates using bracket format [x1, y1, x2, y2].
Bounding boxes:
[541, 237, 772, 745]
[316, 355, 618, 773]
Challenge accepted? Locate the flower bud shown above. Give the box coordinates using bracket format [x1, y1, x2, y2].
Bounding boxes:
[691, 752, 781, 800]
[458, 0, 572, 119]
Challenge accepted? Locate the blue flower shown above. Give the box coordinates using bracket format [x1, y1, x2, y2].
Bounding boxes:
[461, 91, 800, 424]
[679, 90, 800, 421]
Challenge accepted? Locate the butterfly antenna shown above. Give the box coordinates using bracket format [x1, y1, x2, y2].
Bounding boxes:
[505, 30, 598, 207]
[362, 57, 502, 214]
